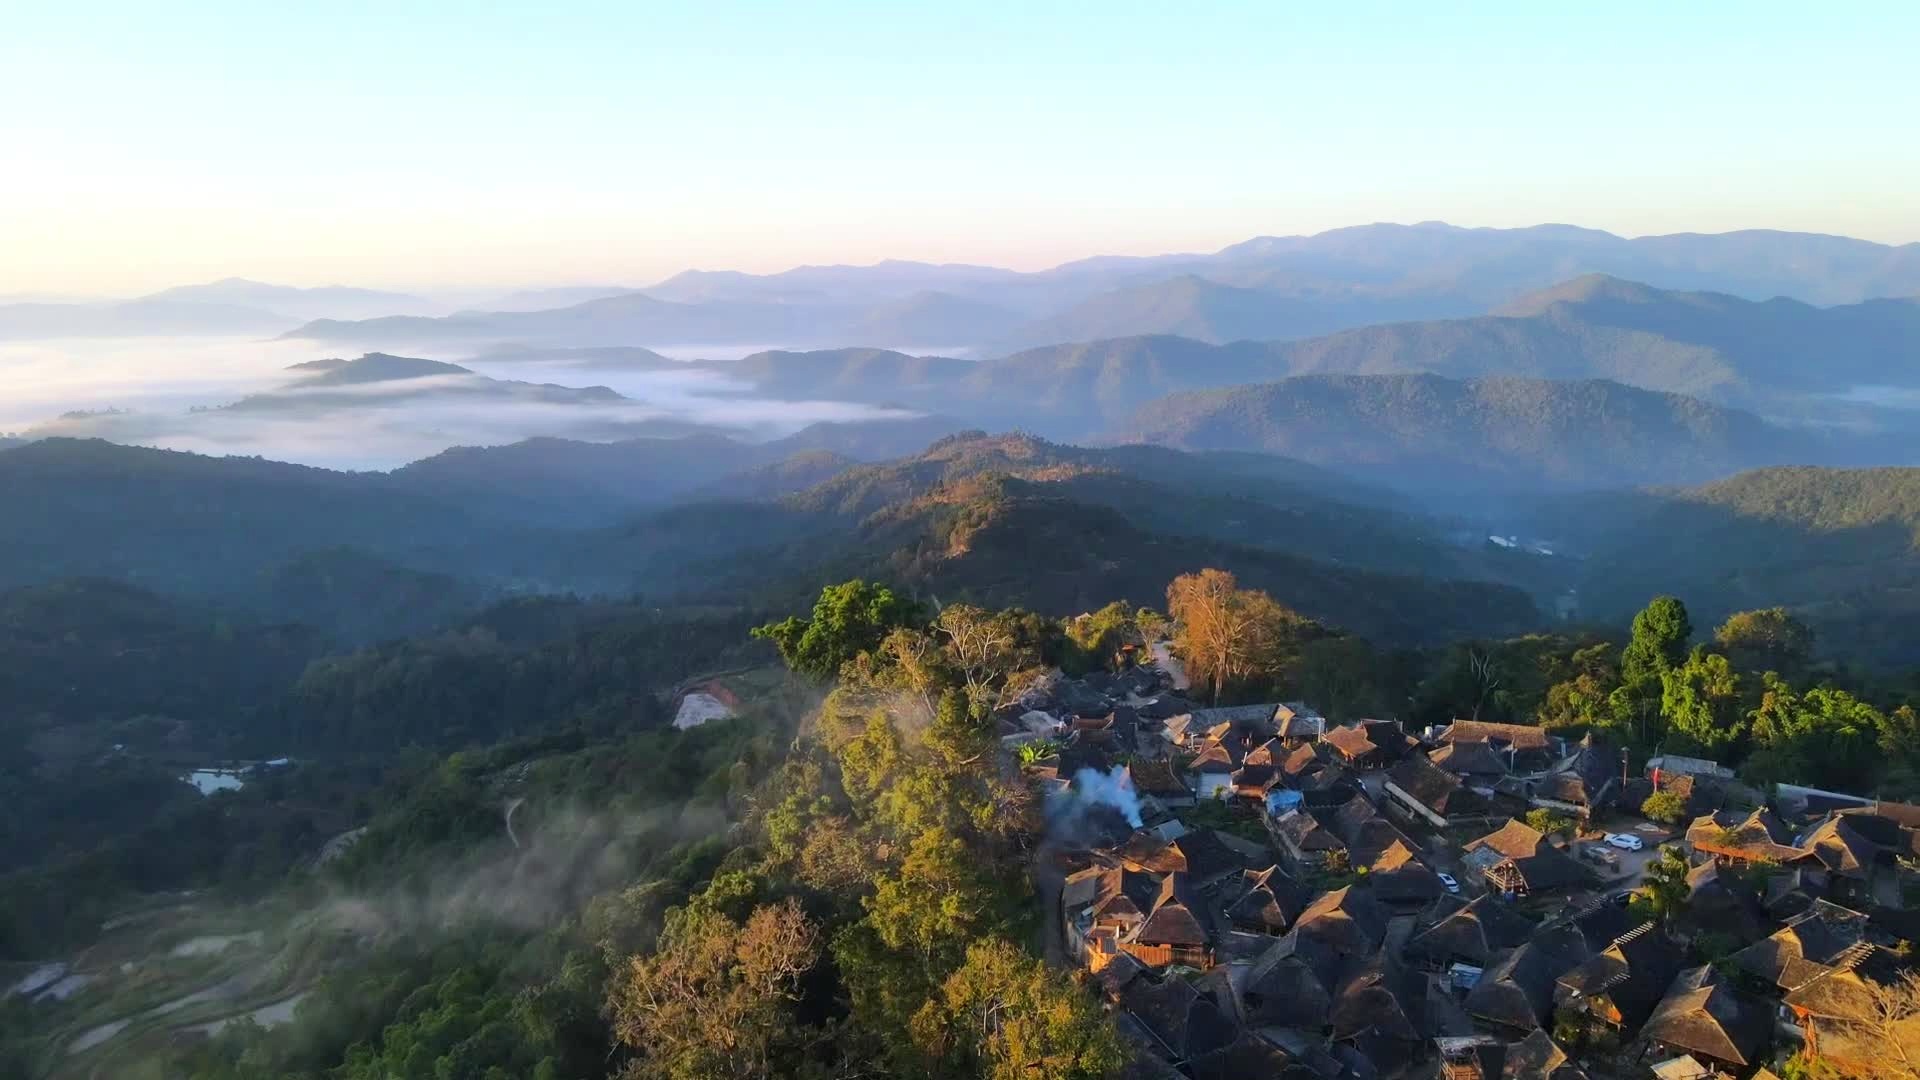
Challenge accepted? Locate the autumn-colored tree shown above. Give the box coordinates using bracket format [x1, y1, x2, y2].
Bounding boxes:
[1166, 569, 1297, 704]
[935, 604, 1039, 715]
[796, 814, 879, 894]
[610, 898, 822, 1080]
[909, 938, 1127, 1080]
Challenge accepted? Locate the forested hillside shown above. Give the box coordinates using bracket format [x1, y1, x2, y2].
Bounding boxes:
[1113, 373, 1825, 490]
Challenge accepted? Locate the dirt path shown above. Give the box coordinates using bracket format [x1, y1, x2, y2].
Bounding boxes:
[1150, 641, 1189, 691]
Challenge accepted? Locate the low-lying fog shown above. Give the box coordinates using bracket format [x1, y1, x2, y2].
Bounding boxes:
[0, 336, 915, 470]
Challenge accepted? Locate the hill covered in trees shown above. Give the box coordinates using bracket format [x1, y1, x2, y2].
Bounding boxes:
[1569, 466, 1920, 666]
[1111, 373, 1832, 490]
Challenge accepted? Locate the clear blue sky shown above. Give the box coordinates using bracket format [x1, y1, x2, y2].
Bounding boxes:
[4, 1, 1915, 293]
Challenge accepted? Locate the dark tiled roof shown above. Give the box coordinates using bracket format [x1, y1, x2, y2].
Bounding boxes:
[1231, 763, 1280, 792]
[1366, 840, 1444, 904]
[1171, 829, 1255, 883]
[1331, 954, 1427, 1042]
[1273, 809, 1344, 853]
[1801, 815, 1880, 879]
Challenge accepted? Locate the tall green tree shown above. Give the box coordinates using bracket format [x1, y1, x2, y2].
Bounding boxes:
[1637, 847, 1692, 923]
[864, 826, 1003, 964]
[1622, 596, 1693, 685]
[1661, 647, 1744, 754]
[1748, 676, 1887, 791]
[752, 580, 923, 680]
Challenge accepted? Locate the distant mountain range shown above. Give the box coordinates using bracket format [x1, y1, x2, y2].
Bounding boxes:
[140, 278, 428, 320]
[279, 223, 1920, 353]
[0, 279, 431, 339]
[14, 223, 1919, 348]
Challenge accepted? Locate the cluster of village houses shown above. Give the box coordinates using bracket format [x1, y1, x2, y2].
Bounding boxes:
[1001, 667, 1920, 1080]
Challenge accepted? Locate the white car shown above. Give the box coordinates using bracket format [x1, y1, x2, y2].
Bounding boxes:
[1606, 833, 1644, 851]
[1437, 872, 1461, 893]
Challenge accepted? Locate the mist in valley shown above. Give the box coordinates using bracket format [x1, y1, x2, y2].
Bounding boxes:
[0, 335, 926, 470]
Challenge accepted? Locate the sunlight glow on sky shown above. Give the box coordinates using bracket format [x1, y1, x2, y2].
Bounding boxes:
[3, 1, 1916, 294]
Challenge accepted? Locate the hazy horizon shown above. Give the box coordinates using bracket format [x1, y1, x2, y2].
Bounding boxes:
[7, 4, 1918, 294]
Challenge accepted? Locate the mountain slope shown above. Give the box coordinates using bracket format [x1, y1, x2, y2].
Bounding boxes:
[0, 439, 540, 597]
[720, 348, 975, 400]
[816, 474, 1539, 645]
[1113, 373, 1851, 491]
[999, 275, 1350, 348]
[1570, 467, 1920, 665]
[388, 413, 967, 521]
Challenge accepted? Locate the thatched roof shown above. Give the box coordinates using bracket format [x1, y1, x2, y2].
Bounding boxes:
[1407, 894, 1538, 967]
[1502, 1028, 1577, 1080]
[1464, 926, 1590, 1032]
[1730, 899, 1871, 990]
[1121, 973, 1239, 1065]
[1128, 757, 1192, 798]
[1135, 872, 1210, 947]
[1331, 954, 1427, 1042]
[1685, 807, 1802, 862]
[1553, 922, 1681, 1029]
[1431, 738, 1510, 777]
[1387, 754, 1466, 814]
[1441, 720, 1551, 752]
[1293, 884, 1390, 955]
[1243, 931, 1342, 1029]
[1467, 819, 1549, 860]
[1225, 865, 1305, 933]
[1642, 965, 1771, 1067]
[1322, 724, 1380, 762]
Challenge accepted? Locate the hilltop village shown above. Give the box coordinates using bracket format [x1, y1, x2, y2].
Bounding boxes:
[1006, 662, 1920, 1080]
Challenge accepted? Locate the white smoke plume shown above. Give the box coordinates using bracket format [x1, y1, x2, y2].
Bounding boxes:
[1071, 766, 1143, 828]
